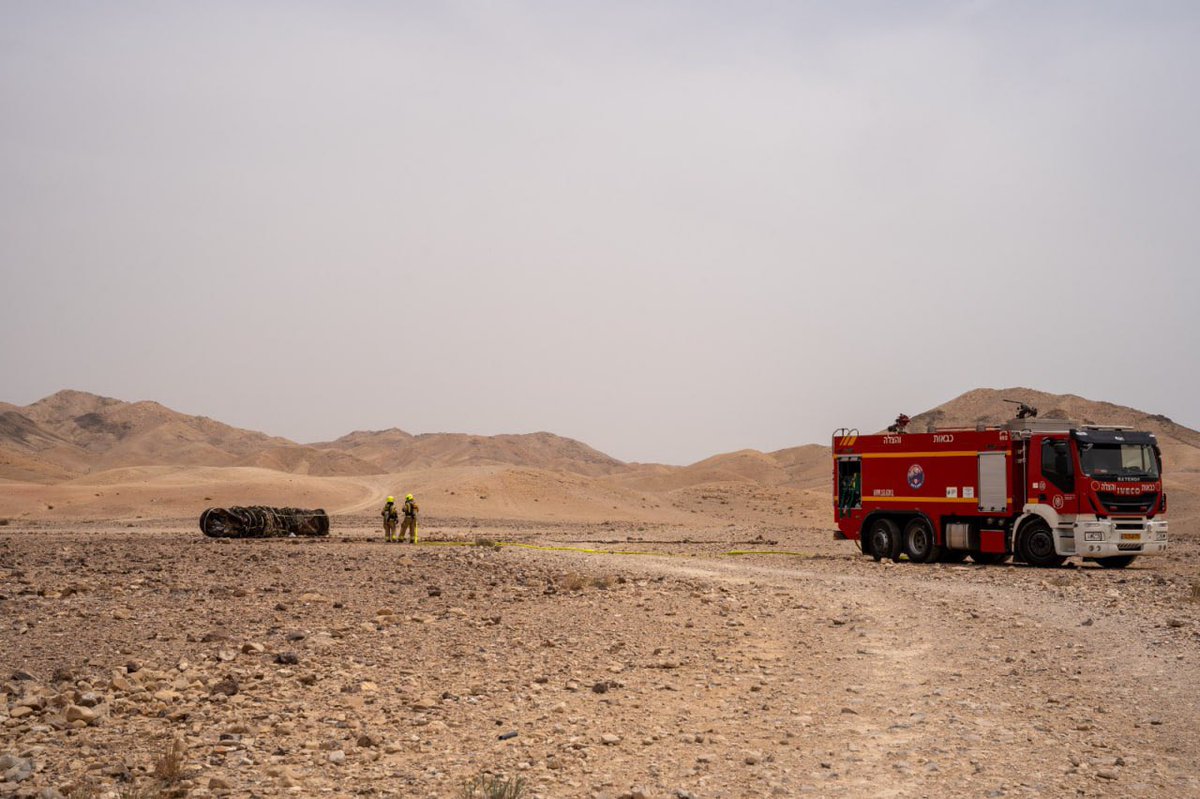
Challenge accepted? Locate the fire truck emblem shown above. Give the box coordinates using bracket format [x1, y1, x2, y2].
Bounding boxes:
[907, 464, 925, 490]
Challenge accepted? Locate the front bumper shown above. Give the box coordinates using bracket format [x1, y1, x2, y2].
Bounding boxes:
[1074, 517, 1168, 557]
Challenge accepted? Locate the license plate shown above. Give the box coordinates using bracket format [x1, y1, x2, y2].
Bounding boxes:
[1120, 533, 1140, 541]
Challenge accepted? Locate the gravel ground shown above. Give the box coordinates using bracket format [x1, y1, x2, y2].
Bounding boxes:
[1, 520, 1198, 798]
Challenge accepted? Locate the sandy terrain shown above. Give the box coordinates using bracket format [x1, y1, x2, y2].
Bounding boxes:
[1, 516, 1198, 799]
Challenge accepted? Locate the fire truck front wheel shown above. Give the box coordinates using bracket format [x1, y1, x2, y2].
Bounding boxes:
[903, 518, 941, 563]
[867, 518, 902, 563]
[1017, 520, 1067, 568]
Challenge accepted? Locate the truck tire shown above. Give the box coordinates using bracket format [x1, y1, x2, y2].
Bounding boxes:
[867, 518, 902, 563]
[1097, 555, 1137, 569]
[1017, 520, 1066, 568]
[903, 518, 941, 563]
[970, 551, 1009, 565]
[939, 549, 969, 563]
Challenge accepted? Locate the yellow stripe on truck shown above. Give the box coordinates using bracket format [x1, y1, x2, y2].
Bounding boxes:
[860, 451, 982, 459]
[863, 496, 1013, 504]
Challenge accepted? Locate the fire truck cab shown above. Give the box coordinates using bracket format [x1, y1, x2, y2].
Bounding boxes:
[833, 417, 1168, 568]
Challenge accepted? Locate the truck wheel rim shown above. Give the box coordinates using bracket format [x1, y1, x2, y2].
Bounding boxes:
[1029, 531, 1054, 558]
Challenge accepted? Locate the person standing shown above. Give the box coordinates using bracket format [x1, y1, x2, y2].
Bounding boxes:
[399, 493, 419, 544]
[381, 496, 399, 543]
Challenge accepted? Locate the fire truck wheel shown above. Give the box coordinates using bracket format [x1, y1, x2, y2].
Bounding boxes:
[1017, 520, 1066, 568]
[1097, 555, 1137, 569]
[867, 518, 902, 563]
[938, 550, 969, 563]
[903, 518, 941, 563]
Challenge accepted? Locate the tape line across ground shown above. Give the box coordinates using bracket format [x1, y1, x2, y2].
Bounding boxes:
[407, 540, 812, 559]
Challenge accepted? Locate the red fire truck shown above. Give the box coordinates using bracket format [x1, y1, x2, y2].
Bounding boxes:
[832, 414, 1168, 568]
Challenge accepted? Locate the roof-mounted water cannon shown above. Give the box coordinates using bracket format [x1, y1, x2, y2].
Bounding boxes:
[887, 413, 911, 433]
[1003, 399, 1038, 419]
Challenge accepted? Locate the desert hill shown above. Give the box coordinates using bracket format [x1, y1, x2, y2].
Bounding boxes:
[0, 390, 382, 481]
[0, 387, 1196, 527]
[314, 428, 624, 476]
[611, 444, 830, 493]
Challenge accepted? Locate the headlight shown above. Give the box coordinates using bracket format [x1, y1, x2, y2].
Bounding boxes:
[1084, 532, 1105, 542]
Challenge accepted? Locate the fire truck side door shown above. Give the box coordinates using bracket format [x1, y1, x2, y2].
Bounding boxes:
[1032, 436, 1078, 514]
[836, 457, 861, 516]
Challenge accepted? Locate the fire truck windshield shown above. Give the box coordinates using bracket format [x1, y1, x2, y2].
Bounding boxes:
[1078, 443, 1160, 479]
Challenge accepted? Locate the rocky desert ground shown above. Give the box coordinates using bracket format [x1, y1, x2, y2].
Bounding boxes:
[2, 387, 1199, 798]
[1, 515, 1198, 799]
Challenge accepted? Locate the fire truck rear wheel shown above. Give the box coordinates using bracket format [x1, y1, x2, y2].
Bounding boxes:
[903, 518, 941, 563]
[1097, 555, 1137, 569]
[1017, 520, 1066, 568]
[867, 518, 902, 563]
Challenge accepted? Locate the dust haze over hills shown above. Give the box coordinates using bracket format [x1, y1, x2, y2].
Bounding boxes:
[0, 387, 1197, 526]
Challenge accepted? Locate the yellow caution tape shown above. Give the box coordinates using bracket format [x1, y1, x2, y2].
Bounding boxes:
[411, 540, 813, 559]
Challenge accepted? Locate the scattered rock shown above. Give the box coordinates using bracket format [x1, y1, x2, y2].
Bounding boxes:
[65, 704, 99, 725]
[210, 678, 239, 696]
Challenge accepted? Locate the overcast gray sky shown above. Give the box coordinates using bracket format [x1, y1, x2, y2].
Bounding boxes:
[2, 1, 1198, 464]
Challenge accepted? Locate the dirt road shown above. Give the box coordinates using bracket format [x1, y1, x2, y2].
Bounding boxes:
[1, 522, 1197, 798]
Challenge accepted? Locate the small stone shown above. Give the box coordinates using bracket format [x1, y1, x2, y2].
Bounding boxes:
[112, 609, 132, 620]
[601, 733, 621, 745]
[275, 653, 300, 665]
[1166, 618, 1186, 628]
[241, 642, 265, 654]
[208, 776, 232, 790]
[327, 750, 346, 764]
[357, 733, 380, 748]
[744, 751, 762, 765]
[210, 678, 239, 696]
[592, 681, 610, 694]
[1096, 769, 1119, 780]
[65, 704, 99, 724]
[9, 705, 34, 719]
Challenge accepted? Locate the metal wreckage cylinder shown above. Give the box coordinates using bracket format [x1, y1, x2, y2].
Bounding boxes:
[199, 506, 330, 538]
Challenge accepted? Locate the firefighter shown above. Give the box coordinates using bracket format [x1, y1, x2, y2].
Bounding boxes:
[399, 493, 419, 544]
[381, 496, 399, 542]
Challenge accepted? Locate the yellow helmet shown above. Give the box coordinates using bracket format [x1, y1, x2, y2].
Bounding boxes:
[386, 496, 394, 503]
[406, 494, 414, 501]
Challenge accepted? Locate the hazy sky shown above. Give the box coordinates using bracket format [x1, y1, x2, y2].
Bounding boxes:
[2, 1, 1198, 464]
